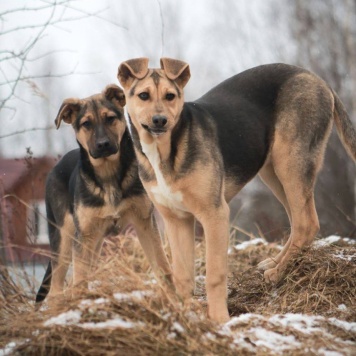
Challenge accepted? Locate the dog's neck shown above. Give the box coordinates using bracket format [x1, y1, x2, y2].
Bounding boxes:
[129, 110, 187, 173]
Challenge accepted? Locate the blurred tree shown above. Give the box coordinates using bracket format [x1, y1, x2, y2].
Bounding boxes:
[0, 0, 119, 157]
[289, 0, 356, 237]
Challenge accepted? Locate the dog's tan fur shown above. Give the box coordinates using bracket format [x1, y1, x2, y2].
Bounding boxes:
[118, 58, 356, 322]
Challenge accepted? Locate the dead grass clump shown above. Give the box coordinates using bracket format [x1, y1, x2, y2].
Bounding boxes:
[1, 234, 355, 355]
[228, 243, 356, 321]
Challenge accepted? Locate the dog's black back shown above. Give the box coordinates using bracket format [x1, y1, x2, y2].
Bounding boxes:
[194, 63, 307, 185]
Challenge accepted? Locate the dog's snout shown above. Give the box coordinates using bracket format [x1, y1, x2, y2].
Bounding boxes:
[96, 137, 110, 150]
[152, 115, 167, 128]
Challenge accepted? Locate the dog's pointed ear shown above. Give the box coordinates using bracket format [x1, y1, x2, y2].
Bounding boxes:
[118, 58, 149, 89]
[103, 84, 125, 108]
[54, 98, 82, 129]
[160, 58, 191, 88]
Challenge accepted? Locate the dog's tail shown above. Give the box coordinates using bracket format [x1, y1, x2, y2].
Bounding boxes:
[35, 261, 52, 304]
[332, 90, 356, 162]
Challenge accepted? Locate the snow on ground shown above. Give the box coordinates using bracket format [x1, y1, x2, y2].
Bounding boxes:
[220, 313, 356, 355]
[37, 290, 356, 355]
[313, 235, 355, 248]
[231, 235, 355, 252]
[232, 237, 268, 250]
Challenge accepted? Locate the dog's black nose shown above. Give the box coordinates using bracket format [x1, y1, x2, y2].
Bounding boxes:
[96, 137, 111, 150]
[152, 115, 167, 128]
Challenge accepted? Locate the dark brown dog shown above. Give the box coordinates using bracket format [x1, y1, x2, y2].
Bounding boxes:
[36, 84, 171, 304]
[118, 58, 356, 322]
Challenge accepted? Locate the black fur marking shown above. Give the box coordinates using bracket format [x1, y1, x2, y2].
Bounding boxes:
[104, 220, 121, 236]
[171, 80, 182, 98]
[127, 115, 143, 151]
[129, 80, 138, 97]
[74, 103, 89, 131]
[195, 63, 305, 186]
[151, 71, 161, 86]
[137, 162, 154, 182]
[304, 160, 316, 183]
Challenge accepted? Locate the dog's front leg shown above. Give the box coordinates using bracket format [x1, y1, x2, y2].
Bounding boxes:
[199, 200, 230, 323]
[163, 214, 195, 299]
[72, 229, 102, 293]
[131, 213, 173, 284]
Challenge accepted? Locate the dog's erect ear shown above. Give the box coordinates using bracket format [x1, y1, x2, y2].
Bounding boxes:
[160, 58, 191, 88]
[54, 98, 82, 129]
[118, 58, 149, 89]
[103, 84, 125, 108]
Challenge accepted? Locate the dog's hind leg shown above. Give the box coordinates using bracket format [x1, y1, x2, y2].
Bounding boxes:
[264, 185, 319, 283]
[257, 161, 292, 271]
[262, 76, 334, 283]
[263, 130, 328, 283]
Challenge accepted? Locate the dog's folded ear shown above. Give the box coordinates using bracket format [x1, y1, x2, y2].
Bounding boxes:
[103, 84, 126, 108]
[55, 98, 82, 129]
[118, 58, 149, 89]
[160, 58, 191, 88]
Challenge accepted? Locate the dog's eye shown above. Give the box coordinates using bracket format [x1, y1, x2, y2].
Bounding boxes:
[106, 116, 116, 124]
[138, 92, 149, 101]
[166, 93, 175, 101]
[81, 121, 92, 129]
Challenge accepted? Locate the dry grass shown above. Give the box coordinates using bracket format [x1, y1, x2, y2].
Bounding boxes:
[0, 232, 355, 355]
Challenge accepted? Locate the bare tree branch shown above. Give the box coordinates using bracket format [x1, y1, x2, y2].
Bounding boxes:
[0, 126, 55, 140]
[0, 0, 126, 116]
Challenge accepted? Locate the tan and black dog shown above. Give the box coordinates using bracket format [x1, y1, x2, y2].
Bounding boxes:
[117, 58, 356, 323]
[35, 84, 171, 304]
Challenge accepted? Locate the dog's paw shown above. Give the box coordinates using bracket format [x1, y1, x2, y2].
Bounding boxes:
[257, 257, 278, 271]
[263, 266, 280, 284]
[208, 308, 230, 324]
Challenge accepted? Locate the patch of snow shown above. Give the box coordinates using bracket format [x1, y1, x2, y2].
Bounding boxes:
[0, 340, 30, 356]
[172, 322, 185, 334]
[80, 318, 138, 329]
[317, 349, 343, 356]
[204, 332, 216, 341]
[251, 327, 301, 352]
[44, 308, 140, 330]
[233, 238, 267, 251]
[225, 313, 263, 328]
[195, 275, 206, 283]
[113, 290, 153, 302]
[167, 332, 177, 340]
[143, 278, 157, 285]
[328, 318, 356, 333]
[0, 342, 18, 356]
[269, 313, 324, 333]
[332, 252, 356, 262]
[80, 298, 109, 307]
[44, 309, 82, 326]
[337, 304, 347, 311]
[313, 235, 355, 248]
[88, 280, 102, 291]
[221, 313, 355, 355]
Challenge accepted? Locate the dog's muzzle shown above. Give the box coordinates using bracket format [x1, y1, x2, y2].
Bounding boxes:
[142, 115, 168, 136]
[90, 138, 119, 159]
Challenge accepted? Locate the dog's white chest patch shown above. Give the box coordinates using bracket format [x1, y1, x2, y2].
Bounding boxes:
[141, 141, 187, 216]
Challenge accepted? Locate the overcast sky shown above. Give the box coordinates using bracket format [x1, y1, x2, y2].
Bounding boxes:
[0, 0, 290, 158]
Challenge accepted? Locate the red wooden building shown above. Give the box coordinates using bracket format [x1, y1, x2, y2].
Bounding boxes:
[0, 156, 56, 263]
